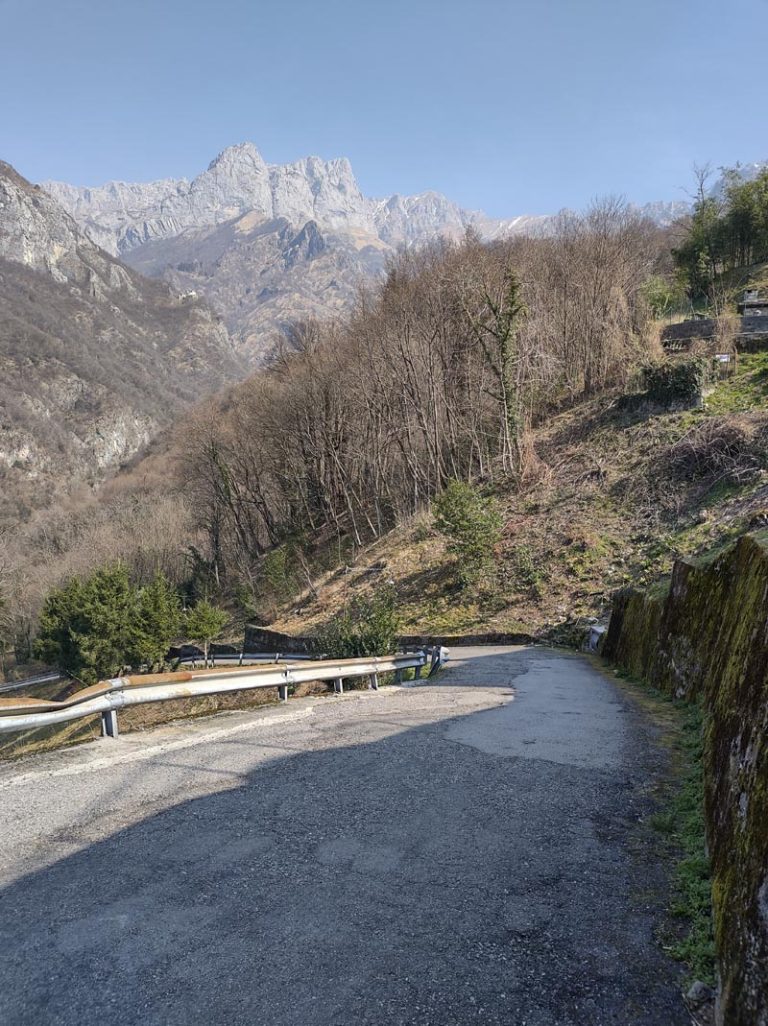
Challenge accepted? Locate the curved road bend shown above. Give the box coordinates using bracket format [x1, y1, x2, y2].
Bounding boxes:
[0, 646, 687, 1025]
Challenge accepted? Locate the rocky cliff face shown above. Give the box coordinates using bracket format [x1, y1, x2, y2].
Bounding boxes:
[0, 160, 242, 524]
[1, 159, 132, 288]
[123, 210, 389, 363]
[44, 143, 380, 256]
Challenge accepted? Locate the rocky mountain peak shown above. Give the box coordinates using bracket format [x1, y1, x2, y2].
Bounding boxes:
[0, 158, 116, 285]
[206, 140, 267, 172]
[44, 143, 551, 260]
[43, 143, 376, 255]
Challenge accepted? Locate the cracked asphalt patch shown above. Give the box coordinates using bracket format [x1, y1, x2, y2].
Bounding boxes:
[0, 646, 687, 1025]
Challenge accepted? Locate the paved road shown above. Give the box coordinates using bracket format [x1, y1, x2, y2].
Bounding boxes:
[0, 646, 687, 1025]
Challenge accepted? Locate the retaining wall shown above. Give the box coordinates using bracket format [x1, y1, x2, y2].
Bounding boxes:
[603, 535, 768, 1026]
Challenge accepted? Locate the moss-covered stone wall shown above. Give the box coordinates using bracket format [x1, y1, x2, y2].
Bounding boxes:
[604, 535, 768, 1026]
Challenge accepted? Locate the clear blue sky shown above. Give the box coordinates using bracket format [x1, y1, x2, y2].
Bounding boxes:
[2, 0, 767, 216]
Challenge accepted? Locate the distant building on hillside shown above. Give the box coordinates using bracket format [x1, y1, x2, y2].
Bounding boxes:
[738, 289, 768, 317]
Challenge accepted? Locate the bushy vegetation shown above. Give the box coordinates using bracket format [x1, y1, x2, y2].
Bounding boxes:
[184, 599, 229, 664]
[316, 588, 400, 658]
[642, 357, 711, 406]
[34, 563, 226, 683]
[35, 564, 176, 683]
[664, 413, 768, 484]
[433, 480, 503, 587]
[640, 274, 687, 319]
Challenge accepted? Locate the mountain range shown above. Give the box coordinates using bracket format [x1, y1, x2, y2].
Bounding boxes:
[43, 142, 549, 257]
[44, 143, 690, 362]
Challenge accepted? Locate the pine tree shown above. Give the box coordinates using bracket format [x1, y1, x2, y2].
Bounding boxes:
[433, 480, 503, 587]
[135, 572, 182, 669]
[34, 564, 183, 682]
[184, 600, 228, 666]
[35, 563, 140, 683]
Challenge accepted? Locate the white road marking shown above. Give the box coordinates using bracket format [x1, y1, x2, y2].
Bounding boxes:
[0, 706, 316, 789]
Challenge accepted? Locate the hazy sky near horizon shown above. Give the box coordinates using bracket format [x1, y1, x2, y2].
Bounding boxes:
[2, 0, 767, 216]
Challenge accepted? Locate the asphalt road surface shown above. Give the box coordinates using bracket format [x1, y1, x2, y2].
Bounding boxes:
[0, 646, 688, 1025]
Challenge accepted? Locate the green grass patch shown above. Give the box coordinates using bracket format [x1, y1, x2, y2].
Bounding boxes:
[662, 703, 716, 983]
[682, 523, 768, 571]
[705, 350, 768, 414]
[611, 671, 715, 984]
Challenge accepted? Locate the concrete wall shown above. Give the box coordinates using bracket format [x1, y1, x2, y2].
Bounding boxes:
[243, 626, 315, 654]
[661, 316, 768, 349]
[661, 318, 717, 345]
[603, 535, 768, 1026]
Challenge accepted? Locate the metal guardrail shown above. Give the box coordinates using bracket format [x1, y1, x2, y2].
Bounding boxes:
[176, 652, 320, 669]
[0, 649, 447, 739]
[0, 655, 312, 695]
[0, 671, 66, 695]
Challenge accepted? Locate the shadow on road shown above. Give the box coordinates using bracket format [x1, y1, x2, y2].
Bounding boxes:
[0, 650, 688, 1026]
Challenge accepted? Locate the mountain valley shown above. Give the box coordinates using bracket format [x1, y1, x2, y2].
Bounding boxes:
[0, 160, 241, 522]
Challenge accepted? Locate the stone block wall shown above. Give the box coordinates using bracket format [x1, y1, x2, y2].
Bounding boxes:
[603, 536, 768, 1026]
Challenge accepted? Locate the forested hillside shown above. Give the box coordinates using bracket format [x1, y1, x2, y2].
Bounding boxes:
[180, 200, 662, 569]
[672, 165, 768, 301]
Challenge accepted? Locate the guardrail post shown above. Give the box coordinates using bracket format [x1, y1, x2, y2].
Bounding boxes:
[428, 646, 448, 677]
[333, 678, 344, 695]
[394, 668, 404, 684]
[368, 673, 379, 691]
[278, 684, 288, 702]
[101, 709, 119, 738]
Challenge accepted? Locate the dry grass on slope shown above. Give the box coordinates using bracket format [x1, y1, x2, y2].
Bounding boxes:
[271, 352, 768, 641]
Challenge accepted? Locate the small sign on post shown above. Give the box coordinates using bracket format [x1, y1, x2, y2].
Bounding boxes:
[714, 352, 735, 379]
